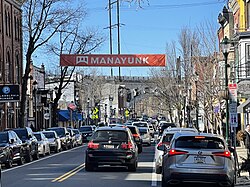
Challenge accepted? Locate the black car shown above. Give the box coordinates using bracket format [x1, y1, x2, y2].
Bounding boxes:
[12, 127, 39, 162]
[79, 126, 93, 142]
[47, 127, 71, 150]
[126, 125, 142, 154]
[85, 126, 138, 171]
[158, 122, 177, 136]
[0, 131, 25, 168]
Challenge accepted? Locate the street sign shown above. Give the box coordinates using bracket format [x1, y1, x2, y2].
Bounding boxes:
[44, 113, 50, 120]
[230, 113, 238, 127]
[0, 85, 20, 102]
[229, 102, 237, 113]
[229, 83, 237, 102]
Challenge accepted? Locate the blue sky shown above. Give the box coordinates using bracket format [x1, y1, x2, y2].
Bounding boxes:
[36, 0, 227, 77]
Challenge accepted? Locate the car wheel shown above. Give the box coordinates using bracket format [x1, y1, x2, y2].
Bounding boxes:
[128, 160, 137, 172]
[5, 156, 13, 168]
[47, 147, 51, 155]
[138, 145, 142, 154]
[17, 156, 25, 165]
[26, 151, 33, 163]
[85, 156, 94, 171]
[33, 151, 39, 160]
[155, 165, 162, 174]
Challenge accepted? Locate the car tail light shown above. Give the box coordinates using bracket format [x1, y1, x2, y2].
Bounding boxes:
[88, 141, 99, 149]
[133, 134, 140, 141]
[168, 149, 188, 156]
[121, 142, 133, 149]
[212, 151, 231, 158]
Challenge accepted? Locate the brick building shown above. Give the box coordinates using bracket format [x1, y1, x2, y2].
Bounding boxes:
[0, 0, 23, 130]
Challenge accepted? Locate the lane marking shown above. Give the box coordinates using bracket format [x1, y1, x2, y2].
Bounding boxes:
[52, 163, 85, 182]
[3, 145, 86, 173]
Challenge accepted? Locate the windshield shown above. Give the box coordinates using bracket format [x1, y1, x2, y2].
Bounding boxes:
[13, 129, 28, 139]
[79, 126, 92, 132]
[0, 133, 8, 143]
[43, 132, 55, 138]
[47, 128, 65, 137]
[34, 134, 42, 141]
[72, 130, 79, 134]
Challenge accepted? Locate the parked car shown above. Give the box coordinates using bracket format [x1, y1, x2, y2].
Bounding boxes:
[42, 131, 61, 153]
[47, 127, 71, 150]
[138, 127, 151, 146]
[34, 132, 50, 157]
[79, 126, 93, 142]
[67, 128, 76, 148]
[85, 126, 138, 171]
[0, 131, 25, 168]
[126, 125, 142, 153]
[155, 127, 198, 174]
[161, 132, 235, 187]
[72, 129, 82, 146]
[12, 127, 39, 162]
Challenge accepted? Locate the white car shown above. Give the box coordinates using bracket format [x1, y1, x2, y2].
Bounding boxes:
[138, 127, 151, 146]
[34, 132, 51, 156]
[42, 131, 62, 153]
[154, 127, 198, 174]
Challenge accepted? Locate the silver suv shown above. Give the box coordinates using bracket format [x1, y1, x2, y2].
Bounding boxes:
[161, 132, 235, 187]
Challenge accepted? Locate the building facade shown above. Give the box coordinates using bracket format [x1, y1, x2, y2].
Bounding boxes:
[0, 0, 22, 130]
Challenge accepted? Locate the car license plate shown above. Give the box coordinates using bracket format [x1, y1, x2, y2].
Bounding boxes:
[194, 156, 206, 164]
[103, 145, 114, 149]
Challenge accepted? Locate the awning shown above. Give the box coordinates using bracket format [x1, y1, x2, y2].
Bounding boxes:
[237, 99, 250, 113]
[57, 110, 83, 122]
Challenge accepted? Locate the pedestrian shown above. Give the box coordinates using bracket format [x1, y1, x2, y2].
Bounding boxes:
[243, 124, 250, 158]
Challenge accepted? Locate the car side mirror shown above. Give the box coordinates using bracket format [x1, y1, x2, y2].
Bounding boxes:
[66, 132, 69, 136]
[157, 144, 165, 151]
[228, 147, 235, 153]
[10, 139, 14, 144]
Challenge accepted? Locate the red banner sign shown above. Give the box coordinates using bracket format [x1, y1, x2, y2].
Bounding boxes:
[60, 54, 166, 67]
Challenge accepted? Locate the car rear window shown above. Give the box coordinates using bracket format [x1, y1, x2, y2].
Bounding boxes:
[133, 122, 148, 128]
[162, 134, 174, 143]
[138, 128, 147, 135]
[175, 136, 225, 149]
[79, 126, 92, 132]
[93, 130, 128, 142]
[127, 126, 137, 134]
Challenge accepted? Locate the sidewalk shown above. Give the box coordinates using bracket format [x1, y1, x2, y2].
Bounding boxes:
[236, 146, 250, 186]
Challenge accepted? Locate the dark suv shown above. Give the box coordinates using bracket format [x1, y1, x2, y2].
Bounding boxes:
[47, 127, 71, 150]
[12, 127, 39, 162]
[0, 131, 25, 168]
[85, 126, 138, 171]
[126, 125, 142, 154]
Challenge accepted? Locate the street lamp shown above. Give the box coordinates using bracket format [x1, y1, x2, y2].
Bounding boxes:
[220, 36, 230, 142]
[87, 98, 90, 126]
[195, 73, 199, 130]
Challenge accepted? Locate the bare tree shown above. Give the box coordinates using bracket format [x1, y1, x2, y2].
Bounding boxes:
[20, 0, 104, 127]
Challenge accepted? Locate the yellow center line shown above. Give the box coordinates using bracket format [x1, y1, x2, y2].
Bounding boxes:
[52, 163, 85, 182]
[58, 166, 84, 182]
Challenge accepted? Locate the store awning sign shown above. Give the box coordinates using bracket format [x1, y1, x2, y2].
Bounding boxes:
[0, 85, 20, 102]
